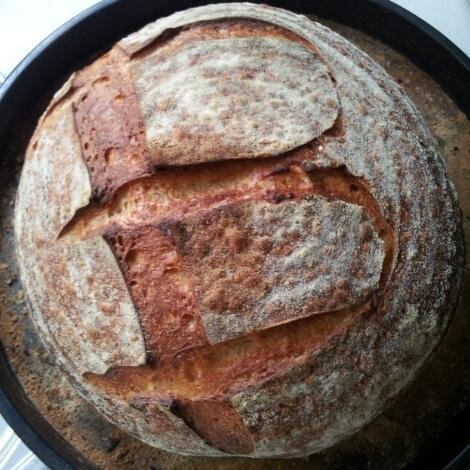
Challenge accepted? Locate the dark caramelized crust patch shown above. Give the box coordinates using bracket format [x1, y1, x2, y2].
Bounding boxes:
[72, 48, 152, 202]
[106, 227, 207, 362]
[171, 399, 255, 454]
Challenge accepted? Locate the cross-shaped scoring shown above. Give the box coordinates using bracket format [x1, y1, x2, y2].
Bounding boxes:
[17, 2, 462, 458]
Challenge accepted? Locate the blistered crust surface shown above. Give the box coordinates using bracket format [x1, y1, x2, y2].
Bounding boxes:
[15, 1, 463, 459]
[131, 36, 339, 165]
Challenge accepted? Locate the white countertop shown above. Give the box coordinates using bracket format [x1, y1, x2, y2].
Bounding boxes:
[0, 0, 468, 80]
[0, 1, 468, 469]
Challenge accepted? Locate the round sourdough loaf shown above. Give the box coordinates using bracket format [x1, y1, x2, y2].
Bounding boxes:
[14, 3, 463, 458]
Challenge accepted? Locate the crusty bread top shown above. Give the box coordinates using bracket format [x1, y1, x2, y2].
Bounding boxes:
[15, 3, 463, 458]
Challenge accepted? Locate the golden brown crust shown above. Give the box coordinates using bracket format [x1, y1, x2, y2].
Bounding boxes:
[84, 304, 363, 400]
[63, 154, 391, 344]
[70, 141, 389, 453]
[172, 399, 255, 454]
[106, 227, 208, 362]
[72, 48, 152, 202]
[15, 3, 464, 459]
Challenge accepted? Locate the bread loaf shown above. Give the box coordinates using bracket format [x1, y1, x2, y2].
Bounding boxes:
[14, 3, 463, 458]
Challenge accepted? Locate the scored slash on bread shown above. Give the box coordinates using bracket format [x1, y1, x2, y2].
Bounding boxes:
[15, 3, 463, 458]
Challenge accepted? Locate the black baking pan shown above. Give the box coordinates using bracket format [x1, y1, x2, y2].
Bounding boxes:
[0, 1, 469, 469]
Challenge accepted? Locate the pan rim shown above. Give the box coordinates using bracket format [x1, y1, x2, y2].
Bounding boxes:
[0, 1, 468, 469]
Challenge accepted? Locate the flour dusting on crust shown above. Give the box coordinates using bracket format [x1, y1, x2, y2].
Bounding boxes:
[15, 2, 463, 459]
[131, 36, 339, 165]
[15, 104, 146, 375]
